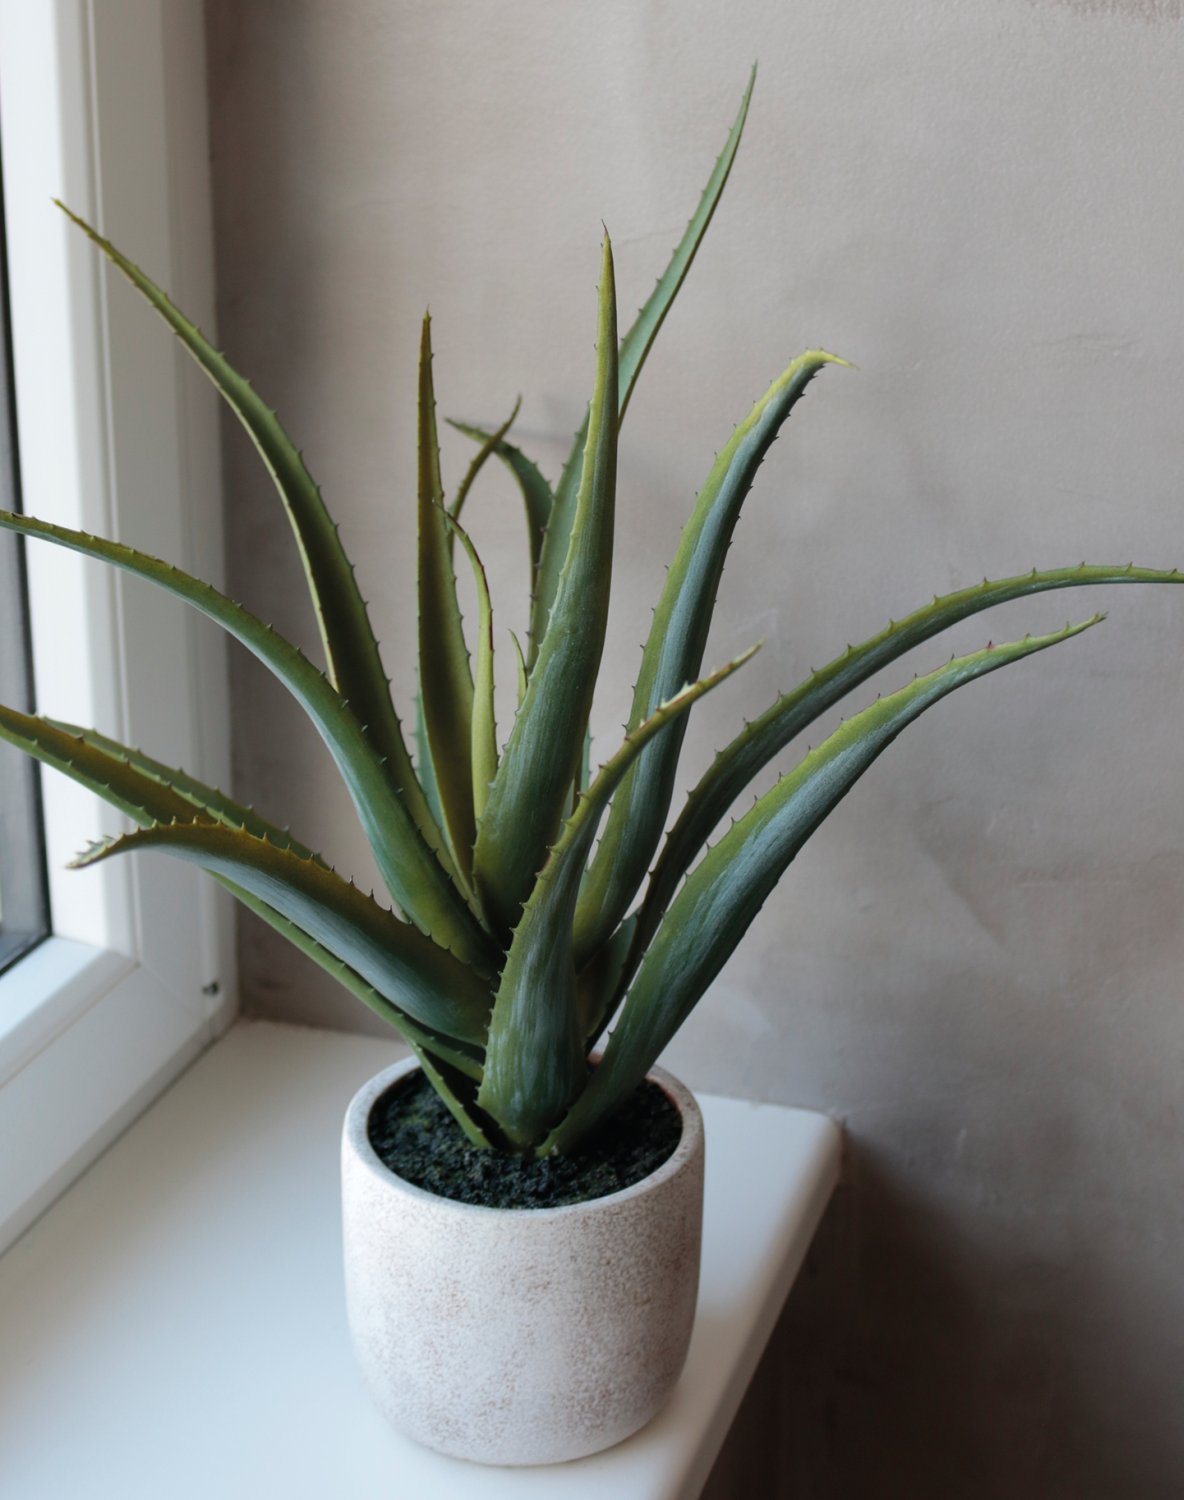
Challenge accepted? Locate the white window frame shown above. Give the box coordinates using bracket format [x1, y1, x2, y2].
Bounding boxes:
[0, 0, 235, 1253]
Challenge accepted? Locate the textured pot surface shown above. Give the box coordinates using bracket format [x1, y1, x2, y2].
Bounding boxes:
[341, 1056, 705, 1466]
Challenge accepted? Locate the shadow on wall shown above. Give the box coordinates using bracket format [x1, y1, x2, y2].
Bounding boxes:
[703, 1150, 1184, 1500]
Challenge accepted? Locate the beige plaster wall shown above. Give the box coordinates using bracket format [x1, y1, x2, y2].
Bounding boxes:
[204, 2, 1184, 1493]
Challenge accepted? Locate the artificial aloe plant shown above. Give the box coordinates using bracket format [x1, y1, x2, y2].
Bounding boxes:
[2, 72, 1180, 1155]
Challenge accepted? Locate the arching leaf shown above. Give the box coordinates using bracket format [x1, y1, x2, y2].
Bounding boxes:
[530, 68, 758, 665]
[448, 398, 522, 530]
[0, 509, 492, 967]
[574, 349, 848, 964]
[442, 510, 498, 823]
[545, 617, 1103, 1151]
[71, 823, 494, 1044]
[55, 204, 438, 849]
[631, 563, 1184, 967]
[448, 418, 554, 652]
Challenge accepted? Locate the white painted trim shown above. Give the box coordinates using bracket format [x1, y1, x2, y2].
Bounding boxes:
[0, 0, 236, 1253]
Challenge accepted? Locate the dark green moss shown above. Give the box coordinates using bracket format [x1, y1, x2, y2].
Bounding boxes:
[367, 1070, 682, 1209]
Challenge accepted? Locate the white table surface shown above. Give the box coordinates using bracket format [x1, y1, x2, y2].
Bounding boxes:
[0, 1020, 840, 1500]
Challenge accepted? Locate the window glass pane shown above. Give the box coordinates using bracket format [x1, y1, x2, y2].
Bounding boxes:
[0, 133, 49, 974]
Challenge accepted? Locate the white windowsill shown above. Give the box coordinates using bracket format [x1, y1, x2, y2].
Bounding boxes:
[0, 1021, 840, 1500]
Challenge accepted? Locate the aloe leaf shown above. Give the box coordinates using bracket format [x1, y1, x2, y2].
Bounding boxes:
[441, 510, 498, 823]
[509, 631, 528, 709]
[529, 69, 756, 666]
[477, 645, 757, 1148]
[413, 1048, 494, 1148]
[448, 420, 554, 625]
[569, 725, 594, 815]
[0, 707, 483, 1076]
[472, 235, 619, 938]
[545, 617, 1103, 1152]
[418, 314, 477, 877]
[573, 349, 848, 965]
[577, 911, 638, 1044]
[0, 703, 488, 1080]
[71, 822, 493, 1044]
[222, 881, 486, 1119]
[579, 727, 593, 795]
[631, 562, 1184, 966]
[0, 705, 208, 828]
[527, 445, 591, 677]
[44, 718, 321, 858]
[54, 204, 437, 848]
[0, 509, 491, 966]
[226, 883, 483, 1080]
[616, 66, 756, 421]
[448, 398, 522, 530]
[413, 684, 446, 834]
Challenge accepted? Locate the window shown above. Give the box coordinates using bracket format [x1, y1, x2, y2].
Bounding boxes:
[0, 0, 234, 1253]
[0, 147, 50, 974]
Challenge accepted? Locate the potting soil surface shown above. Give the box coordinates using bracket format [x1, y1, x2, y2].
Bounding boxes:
[367, 1070, 682, 1209]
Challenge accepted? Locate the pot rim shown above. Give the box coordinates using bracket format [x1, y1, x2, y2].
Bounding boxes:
[343, 1053, 703, 1220]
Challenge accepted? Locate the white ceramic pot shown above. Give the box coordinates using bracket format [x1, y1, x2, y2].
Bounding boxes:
[341, 1055, 704, 1466]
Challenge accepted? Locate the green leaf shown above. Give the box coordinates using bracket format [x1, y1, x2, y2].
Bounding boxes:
[417, 314, 477, 878]
[448, 420, 554, 634]
[477, 645, 757, 1149]
[225, 883, 483, 1080]
[226, 885, 487, 1130]
[0, 705, 208, 828]
[509, 631, 529, 709]
[527, 447, 592, 679]
[0, 706, 485, 1078]
[71, 822, 494, 1045]
[632, 562, 1184, 967]
[616, 66, 756, 422]
[413, 1048, 495, 1148]
[472, 235, 619, 938]
[448, 398, 522, 530]
[577, 911, 638, 1045]
[529, 68, 757, 666]
[44, 718, 321, 858]
[54, 203, 439, 851]
[413, 684, 446, 834]
[545, 617, 1103, 1152]
[573, 349, 848, 965]
[441, 510, 499, 824]
[0, 508, 492, 968]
